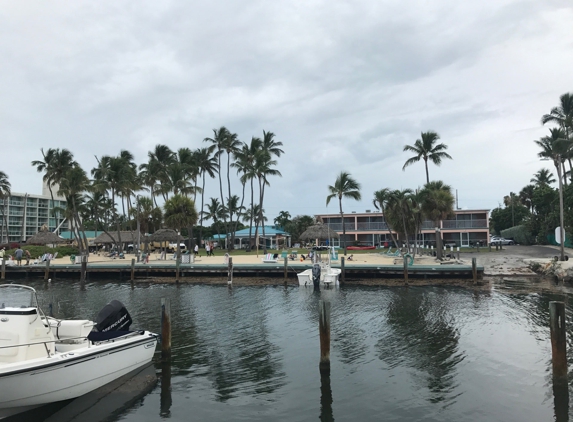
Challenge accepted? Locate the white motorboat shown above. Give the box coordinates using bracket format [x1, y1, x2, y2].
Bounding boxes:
[297, 251, 341, 287]
[0, 284, 158, 419]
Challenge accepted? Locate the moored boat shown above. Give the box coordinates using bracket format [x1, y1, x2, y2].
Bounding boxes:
[0, 284, 158, 419]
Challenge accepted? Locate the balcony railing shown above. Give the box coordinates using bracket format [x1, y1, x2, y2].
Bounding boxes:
[442, 219, 487, 229]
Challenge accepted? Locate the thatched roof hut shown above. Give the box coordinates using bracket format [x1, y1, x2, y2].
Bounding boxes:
[299, 223, 339, 241]
[93, 231, 138, 244]
[26, 225, 66, 245]
[147, 229, 181, 242]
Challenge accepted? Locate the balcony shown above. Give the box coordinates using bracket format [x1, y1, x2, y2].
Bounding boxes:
[442, 219, 487, 229]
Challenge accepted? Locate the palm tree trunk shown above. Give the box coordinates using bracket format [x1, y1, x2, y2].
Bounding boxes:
[199, 172, 206, 246]
[226, 153, 235, 250]
[248, 178, 254, 250]
[381, 204, 399, 249]
[424, 157, 429, 184]
[562, 162, 568, 186]
[557, 162, 565, 261]
[216, 151, 229, 250]
[112, 188, 123, 252]
[339, 196, 346, 256]
[259, 178, 267, 254]
[231, 182, 247, 251]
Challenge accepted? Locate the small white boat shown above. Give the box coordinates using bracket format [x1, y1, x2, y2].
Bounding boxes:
[297, 251, 341, 287]
[0, 284, 158, 419]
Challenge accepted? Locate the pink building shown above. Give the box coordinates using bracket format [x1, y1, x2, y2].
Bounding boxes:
[315, 209, 490, 248]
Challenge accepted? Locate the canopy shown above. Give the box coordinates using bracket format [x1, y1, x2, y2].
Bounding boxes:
[147, 229, 181, 242]
[93, 231, 138, 244]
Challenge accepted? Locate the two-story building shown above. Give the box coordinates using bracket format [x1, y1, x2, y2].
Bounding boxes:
[315, 209, 490, 247]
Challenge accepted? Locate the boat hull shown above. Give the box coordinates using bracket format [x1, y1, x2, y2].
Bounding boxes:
[297, 269, 340, 286]
[0, 332, 157, 418]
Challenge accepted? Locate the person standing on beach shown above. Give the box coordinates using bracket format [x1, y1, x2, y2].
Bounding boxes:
[205, 243, 210, 257]
[194, 244, 199, 257]
[24, 249, 31, 265]
[14, 247, 23, 266]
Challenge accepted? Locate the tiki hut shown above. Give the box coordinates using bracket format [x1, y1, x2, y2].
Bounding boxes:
[26, 225, 66, 245]
[147, 229, 184, 259]
[93, 231, 138, 244]
[299, 223, 340, 242]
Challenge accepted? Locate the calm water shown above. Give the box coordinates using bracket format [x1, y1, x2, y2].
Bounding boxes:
[6, 280, 573, 421]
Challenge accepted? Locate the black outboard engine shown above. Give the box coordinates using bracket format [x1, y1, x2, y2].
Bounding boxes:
[94, 300, 132, 332]
[312, 263, 321, 291]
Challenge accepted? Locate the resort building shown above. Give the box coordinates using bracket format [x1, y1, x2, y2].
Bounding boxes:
[0, 187, 67, 244]
[226, 226, 291, 250]
[315, 209, 490, 248]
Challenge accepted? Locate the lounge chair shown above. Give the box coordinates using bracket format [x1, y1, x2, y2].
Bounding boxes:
[262, 253, 278, 263]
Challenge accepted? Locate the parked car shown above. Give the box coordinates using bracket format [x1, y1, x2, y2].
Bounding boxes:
[491, 237, 514, 245]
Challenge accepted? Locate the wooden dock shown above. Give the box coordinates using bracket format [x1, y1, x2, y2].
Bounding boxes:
[2, 261, 484, 280]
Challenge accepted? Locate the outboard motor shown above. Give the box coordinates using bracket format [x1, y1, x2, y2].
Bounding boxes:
[94, 300, 132, 332]
[312, 263, 321, 291]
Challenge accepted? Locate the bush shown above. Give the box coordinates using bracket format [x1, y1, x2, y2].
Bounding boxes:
[501, 225, 535, 245]
[4, 245, 79, 259]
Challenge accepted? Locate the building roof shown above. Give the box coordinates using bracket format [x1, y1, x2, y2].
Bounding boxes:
[59, 231, 101, 239]
[233, 226, 289, 237]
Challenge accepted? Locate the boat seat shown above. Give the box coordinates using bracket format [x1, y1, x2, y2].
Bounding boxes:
[50, 320, 95, 340]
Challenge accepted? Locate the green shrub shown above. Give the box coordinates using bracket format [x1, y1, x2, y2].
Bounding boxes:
[4, 245, 79, 259]
[501, 225, 535, 245]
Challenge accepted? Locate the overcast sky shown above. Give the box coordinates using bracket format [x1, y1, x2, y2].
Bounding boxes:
[2, 0, 572, 221]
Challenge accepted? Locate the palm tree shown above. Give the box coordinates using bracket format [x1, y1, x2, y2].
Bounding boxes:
[326, 172, 361, 255]
[402, 131, 452, 184]
[31, 148, 78, 203]
[519, 185, 535, 213]
[530, 168, 556, 186]
[204, 197, 227, 238]
[372, 188, 400, 249]
[386, 189, 414, 253]
[0, 171, 11, 244]
[535, 128, 568, 261]
[254, 150, 282, 254]
[164, 194, 198, 259]
[232, 137, 261, 250]
[139, 145, 175, 204]
[419, 181, 455, 257]
[542, 93, 573, 180]
[195, 147, 218, 244]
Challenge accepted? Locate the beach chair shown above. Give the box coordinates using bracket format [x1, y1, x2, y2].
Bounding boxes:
[262, 253, 278, 263]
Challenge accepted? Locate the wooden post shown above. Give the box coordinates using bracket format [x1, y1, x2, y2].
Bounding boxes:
[284, 257, 288, 283]
[489, 244, 492, 252]
[456, 247, 460, 260]
[1, 257, 5, 280]
[341, 257, 345, 284]
[161, 298, 171, 360]
[472, 257, 477, 283]
[44, 259, 50, 281]
[319, 300, 331, 375]
[80, 255, 87, 283]
[227, 257, 233, 285]
[403, 255, 409, 285]
[131, 258, 135, 281]
[550, 301, 568, 381]
[175, 258, 180, 283]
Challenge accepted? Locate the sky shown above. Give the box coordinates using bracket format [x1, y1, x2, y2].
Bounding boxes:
[1, 0, 572, 222]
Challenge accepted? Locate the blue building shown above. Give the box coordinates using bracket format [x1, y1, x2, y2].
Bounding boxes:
[228, 226, 290, 249]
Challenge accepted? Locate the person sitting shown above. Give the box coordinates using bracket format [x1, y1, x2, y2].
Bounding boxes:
[273, 253, 279, 260]
[348, 254, 354, 261]
[300, 254, 306, 261]
[289, 253, 296, 260]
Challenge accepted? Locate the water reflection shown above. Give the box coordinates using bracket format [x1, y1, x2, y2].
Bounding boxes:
[378, 288, 464, 406]
[160, 361, 172, 418]
[320, 373, 334, 422]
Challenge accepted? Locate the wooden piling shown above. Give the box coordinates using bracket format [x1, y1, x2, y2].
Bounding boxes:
[227, 257, 233, 285]
[472, 257, 477, 283]
[175, 258, 180, 283]
[403, 255, 409, 285]
[1, 257, 5, 280]
[319, 300, 331, 375]
[131, 258, 135, 281]
[550, 301, 568, 381]
[44, 259, 50, 281]
[161, 298, 171, 360]
[341, 257, 345, 284]
[80, 255, 87, 283]
[284, 257, 288, 284]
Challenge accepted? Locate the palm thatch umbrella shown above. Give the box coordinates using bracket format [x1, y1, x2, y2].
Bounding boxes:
[147, 229, 182, 260]
[26, 225, 66, 245]
[299, 223, 340, 241]
[93, 231, 137, 244]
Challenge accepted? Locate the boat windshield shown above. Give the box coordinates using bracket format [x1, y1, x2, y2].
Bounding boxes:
[0, 285, 37, 309]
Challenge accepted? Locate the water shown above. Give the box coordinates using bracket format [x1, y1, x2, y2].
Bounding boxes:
[7, 280, 573, 421]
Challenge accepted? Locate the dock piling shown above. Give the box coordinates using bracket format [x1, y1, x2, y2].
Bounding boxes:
[131, 258, 135, 282]
[472, 258, 477, 283]
[549, 301, 568, 381]
[44, 259, 50, 281]
[161, 298, 171, 361]
[1, 257, 5, 280]
[284, 257, 288, 284]
[341, 257, 345, 283]
[227, 257, 233, 285]
[319, 300, 331, 375]
[175, 258, 180, 283]
[403, 255, 409, 285]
